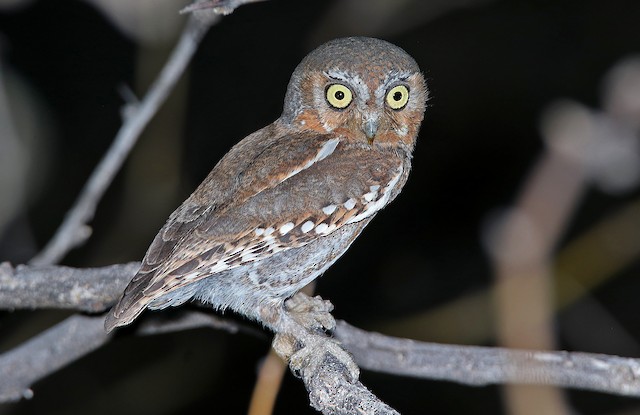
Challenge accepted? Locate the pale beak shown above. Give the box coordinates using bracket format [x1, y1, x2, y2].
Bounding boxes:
[363, 118, 379, 144]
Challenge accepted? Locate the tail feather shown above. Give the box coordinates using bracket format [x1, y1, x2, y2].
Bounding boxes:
[104, 269, 155, 332]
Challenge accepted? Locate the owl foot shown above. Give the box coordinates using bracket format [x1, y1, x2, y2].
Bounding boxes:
[272, 331, 360, 382]
[284, 292, 336, 333]
[290, 333, 360, 382]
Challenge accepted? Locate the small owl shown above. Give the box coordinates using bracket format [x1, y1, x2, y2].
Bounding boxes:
[105, 37, 427, 348]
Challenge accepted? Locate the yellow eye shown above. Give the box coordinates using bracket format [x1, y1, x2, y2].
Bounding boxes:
[326, 84, 353, 109]
[386, 85, 410, 110]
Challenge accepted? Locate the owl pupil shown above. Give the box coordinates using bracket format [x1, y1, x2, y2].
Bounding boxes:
[393, 91, 403, 101]
[335, 91, 345, 100]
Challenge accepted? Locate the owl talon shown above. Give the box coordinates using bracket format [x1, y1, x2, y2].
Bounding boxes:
[285, 293, 336, 333]
[288, 334, 360, 382]
[272, 332, 297, 360]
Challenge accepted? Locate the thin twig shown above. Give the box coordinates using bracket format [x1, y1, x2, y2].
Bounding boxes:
[336, 321, 640, 397]
[0, 315, 112, 402]
[136, 309, 267, 340]
[180, 0, 267, 15]
[0, 311, 253, 403]
[247, 349, 287, 415]
[28, 13, 218, 267]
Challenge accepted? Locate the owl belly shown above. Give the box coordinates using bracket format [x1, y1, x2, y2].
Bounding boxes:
[150, 219, 371, 321]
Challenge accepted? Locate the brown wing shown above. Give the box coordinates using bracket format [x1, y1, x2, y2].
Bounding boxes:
[105, 124, 408, 332]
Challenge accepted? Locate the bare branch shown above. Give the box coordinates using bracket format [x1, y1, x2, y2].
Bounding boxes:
[0, 310, 254, 403]
[180, 0, 268, 15]
[136, 309, 266, 339]
[0, 261, 399, 413]
[335, 321, 640, 397]
[302, 353, 399, 415]
[0, 261, 138, 312]
[0, 315, 111, 402]
[4, 262, 640, 405]
[7, 12, 638, 413]
[28, 13, 218, 267]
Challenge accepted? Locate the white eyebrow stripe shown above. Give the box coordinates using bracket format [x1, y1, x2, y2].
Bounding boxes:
[375, 71, 414, 99]
[324, 70, 370, 102]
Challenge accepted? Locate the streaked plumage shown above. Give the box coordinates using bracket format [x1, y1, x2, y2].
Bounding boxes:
[105, 37, 427, 334]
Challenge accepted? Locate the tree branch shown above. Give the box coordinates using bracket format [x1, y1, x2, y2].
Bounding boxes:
[0, 311, 254, 403]
[6, 5, 639, 415]
[335, 321, 640, 397]
[2, 1, 403, 413]
[0, 315, 111, 402]
[180, 0, 268, 15]
[302, 353, 399, 415]
[2, 262, 640, 405]
[0, 261, 138, 312]
[28, 12, 218, 267]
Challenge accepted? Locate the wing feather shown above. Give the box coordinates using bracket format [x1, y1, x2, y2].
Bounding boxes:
[105, 123, 408, 331]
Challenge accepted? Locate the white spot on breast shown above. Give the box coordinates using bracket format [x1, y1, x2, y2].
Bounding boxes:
[344, 198, 357, 210]
[279, 222, 295, 235]
[263, 227, 275, 236]
[254, 228, 265, 236]
[322, 204, 337, 215]
[210, 260, 229, 273]
[229, 245, 245, 255]
[184, 272, 199, 280]
[315, 223, 329, 234]
[363, 184, 380, 202]
[346, 165, 404, 224]
[241, 252, 259, 262]
[301, 221, 315, 233]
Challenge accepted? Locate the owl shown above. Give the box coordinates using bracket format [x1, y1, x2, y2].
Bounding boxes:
[105, 37, 427, 367]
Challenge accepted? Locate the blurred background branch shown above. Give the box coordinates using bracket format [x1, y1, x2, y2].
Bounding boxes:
[486, 56, 640, 415]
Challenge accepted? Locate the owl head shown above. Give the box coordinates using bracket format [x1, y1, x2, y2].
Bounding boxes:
[282, 37, 428, 149]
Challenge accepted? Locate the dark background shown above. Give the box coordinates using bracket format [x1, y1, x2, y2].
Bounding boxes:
[0, 0, 639, 413]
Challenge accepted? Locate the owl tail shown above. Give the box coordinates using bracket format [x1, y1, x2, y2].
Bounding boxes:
[104, 269, 155, 332]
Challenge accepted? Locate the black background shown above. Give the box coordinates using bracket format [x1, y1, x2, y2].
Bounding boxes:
[1, 0, 639, 413]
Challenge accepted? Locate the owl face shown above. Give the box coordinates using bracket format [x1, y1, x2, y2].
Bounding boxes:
[282, 37, 428, 149]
